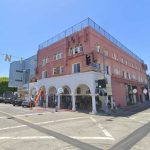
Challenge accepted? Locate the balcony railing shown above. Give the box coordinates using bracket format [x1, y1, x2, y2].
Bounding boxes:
[38, 18, 144, 63]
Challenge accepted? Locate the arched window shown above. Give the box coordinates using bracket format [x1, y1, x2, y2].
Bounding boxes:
[77, 87, 81, 94]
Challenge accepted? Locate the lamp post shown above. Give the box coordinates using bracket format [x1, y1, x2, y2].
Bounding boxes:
[102, 50, 109, 113]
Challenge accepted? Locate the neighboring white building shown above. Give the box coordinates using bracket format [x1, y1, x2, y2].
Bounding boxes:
[29, 71, 111, 114]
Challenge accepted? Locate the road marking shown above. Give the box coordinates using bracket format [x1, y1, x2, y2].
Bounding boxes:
[0, 117, 87, 131]
[0, 125, 26, 131]
[138, 120, 148, 124]
[70, 136, 115, 140]
[35, 117, 87, 125]
[90, 117, 114, 139]
[0, 136, 114, 140]
[0, 116, 7, 119]
[0, 136, 55, 140]
[89, 117, 97, 123]
[98, 124, 113, 138]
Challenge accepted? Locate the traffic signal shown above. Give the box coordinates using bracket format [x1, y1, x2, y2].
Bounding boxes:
[86, 54, 91, 65]
[98, 79, 107, 88]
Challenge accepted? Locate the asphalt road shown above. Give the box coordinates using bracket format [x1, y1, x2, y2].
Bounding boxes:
[109, 121, 150, 150]
[0, 110, 101, 150]
[0, 103, 150, 150]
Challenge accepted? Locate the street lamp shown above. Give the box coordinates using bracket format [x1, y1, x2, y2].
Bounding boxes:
[102, 50, 109, 113]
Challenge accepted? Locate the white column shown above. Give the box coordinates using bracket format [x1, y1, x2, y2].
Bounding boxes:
[142, 94, 145, 102]
[133, 94, 137, 104]
[46, 94, 48, 108]
[92, 94, 97, 114]
[57, 95, 60, 109]
[72, 94, 76, 111]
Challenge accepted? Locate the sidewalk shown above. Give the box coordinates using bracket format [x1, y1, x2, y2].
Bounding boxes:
[111, 101, 150, 117]
[32, 106, 74, 113]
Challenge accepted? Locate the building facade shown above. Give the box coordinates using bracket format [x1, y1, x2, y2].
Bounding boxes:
[9, 18, 149, 113]
[9, 55, 37, 98]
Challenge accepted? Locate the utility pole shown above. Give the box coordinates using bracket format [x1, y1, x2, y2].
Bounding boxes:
[102, 50, 109, 113]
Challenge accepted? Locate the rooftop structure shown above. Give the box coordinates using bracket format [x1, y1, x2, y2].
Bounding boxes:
[38, 18, 144, 63]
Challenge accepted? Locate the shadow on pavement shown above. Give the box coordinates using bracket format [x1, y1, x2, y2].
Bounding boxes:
[96, 101, 150, 117]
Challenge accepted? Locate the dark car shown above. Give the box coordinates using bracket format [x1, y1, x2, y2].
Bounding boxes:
[22, 100, 35, 107]
[0, 96, 4, 103]
[4, 97, 14, 104]
[12, 99, 24, 106]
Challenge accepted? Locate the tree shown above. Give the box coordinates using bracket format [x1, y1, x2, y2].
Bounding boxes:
[0, 77, 17, 95]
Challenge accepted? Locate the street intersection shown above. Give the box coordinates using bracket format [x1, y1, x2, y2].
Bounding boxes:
[0, 103, 150, 150]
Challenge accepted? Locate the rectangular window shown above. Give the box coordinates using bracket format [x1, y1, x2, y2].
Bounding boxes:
[53, 66, 64, 75]
[121, 58, 124, 63]
[106, 66, 110, 75]
[16, 70, 23, 73]
[42, 70, 47, 78]
[72, 63, 80, 73]
[53, 52, 63, 60]
[103, 50, 108, 56]
[46, 58, 49, 63]
[15, 79, 23, 82]
[122, 71, 125, 78]
[42, 57, 48, 66]
[42, 59, 46, 67]
[70, 44, 83, 55]
[95, 45, 101, 52]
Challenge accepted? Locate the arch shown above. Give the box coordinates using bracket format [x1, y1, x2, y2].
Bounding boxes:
[48, 86, 57, 95]
[47, 86, 57, 108]
[62, 85, 71, 94]
[30, 87, 37, 99]
[75, 84, 92, 112]
[75, 84, 91, 95]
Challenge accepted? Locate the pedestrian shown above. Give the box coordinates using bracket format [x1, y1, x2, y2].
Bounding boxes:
[55, 99, 58, 112]
[113, 101, 117, 112]
[107, 100, 111, 114]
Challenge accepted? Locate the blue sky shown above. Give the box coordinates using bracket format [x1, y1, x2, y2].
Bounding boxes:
[0, 0, 150, 77]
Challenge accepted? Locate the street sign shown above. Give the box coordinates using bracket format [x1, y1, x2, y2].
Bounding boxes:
[57, 88, 64, 94]
[133, 89, 137, 94]
[143, 89, 148, 94]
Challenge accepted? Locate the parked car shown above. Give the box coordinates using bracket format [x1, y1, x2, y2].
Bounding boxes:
[22, 100, 35, 107]
[4, 97, 14, 104]
[0, 96, 4, 103]
[12, 99, 24, 106]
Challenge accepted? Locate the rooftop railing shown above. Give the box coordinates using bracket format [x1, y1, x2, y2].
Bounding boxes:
[38, 18, 144, 63]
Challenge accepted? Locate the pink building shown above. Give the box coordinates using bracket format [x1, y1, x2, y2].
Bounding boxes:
[33, 18, 148, 113]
